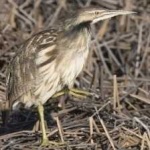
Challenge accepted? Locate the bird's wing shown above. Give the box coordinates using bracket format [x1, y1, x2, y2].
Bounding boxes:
[6, 29, 59, 108]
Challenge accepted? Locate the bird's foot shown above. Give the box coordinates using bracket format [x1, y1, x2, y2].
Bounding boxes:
[52, 88, 92, 99]
[69, 88, 92, 99]
[41, 138, 66, 147]
[41, 138, 49, 146]
[52, 88, 68, 98]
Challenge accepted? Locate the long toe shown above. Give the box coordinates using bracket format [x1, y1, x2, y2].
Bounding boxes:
[69, 91, 87, 98]
[69, 88, 92, 98]
[71, 88, 92, 95]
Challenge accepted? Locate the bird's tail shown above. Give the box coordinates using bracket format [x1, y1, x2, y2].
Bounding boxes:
[0, 101, 10, 126]
[0, 79, 10, 126]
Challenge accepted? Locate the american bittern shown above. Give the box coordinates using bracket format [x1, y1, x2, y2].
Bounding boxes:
[6, 8, 134, 145]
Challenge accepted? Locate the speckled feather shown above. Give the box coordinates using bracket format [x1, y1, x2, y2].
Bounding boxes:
[7, 25, 91, 108]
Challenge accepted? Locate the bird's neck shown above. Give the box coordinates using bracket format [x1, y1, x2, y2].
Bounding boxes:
[57, 21, 91, 51]
[62, 21, 91, 41]
[64, 20, 91, 33]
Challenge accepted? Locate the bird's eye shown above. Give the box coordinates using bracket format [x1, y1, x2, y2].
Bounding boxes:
[95, 11, 100, 15]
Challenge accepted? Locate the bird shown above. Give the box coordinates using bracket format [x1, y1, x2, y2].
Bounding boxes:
[6, 7, 135, 146]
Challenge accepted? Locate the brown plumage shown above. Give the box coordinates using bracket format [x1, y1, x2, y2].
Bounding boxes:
[7, 27, 90, 108]
[6, 8, 134, 145]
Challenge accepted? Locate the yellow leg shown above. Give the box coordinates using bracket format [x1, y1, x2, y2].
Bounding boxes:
[37, 103, 49, 146]
[52, 88, 68, 98]
[37, 103, 66, 146]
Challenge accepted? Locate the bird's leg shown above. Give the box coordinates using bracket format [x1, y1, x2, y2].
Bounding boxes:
[52, 88, 68, 98]
[37, 103, 49, 146]
[69, 88, 92, 98]
[37, 103, 66, 147]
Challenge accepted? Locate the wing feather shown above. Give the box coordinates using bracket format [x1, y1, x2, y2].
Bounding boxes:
[6, 29, 59, 108]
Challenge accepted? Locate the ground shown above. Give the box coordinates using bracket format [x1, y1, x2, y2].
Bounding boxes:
[0, 0, 150, 150]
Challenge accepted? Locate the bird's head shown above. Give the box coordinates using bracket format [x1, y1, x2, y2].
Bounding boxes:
[63, 8, 135, 30]
[76, 8, 135, 24]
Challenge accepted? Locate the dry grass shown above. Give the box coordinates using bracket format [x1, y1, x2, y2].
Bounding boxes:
[0, 0, 150, 149]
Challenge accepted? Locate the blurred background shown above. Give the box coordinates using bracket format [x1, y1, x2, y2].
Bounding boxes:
[0, 0, 150, 149]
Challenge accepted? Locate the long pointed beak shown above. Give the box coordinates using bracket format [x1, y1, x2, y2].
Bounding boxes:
[92, 10, 136, 24]
[108, 10, 136, 15]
